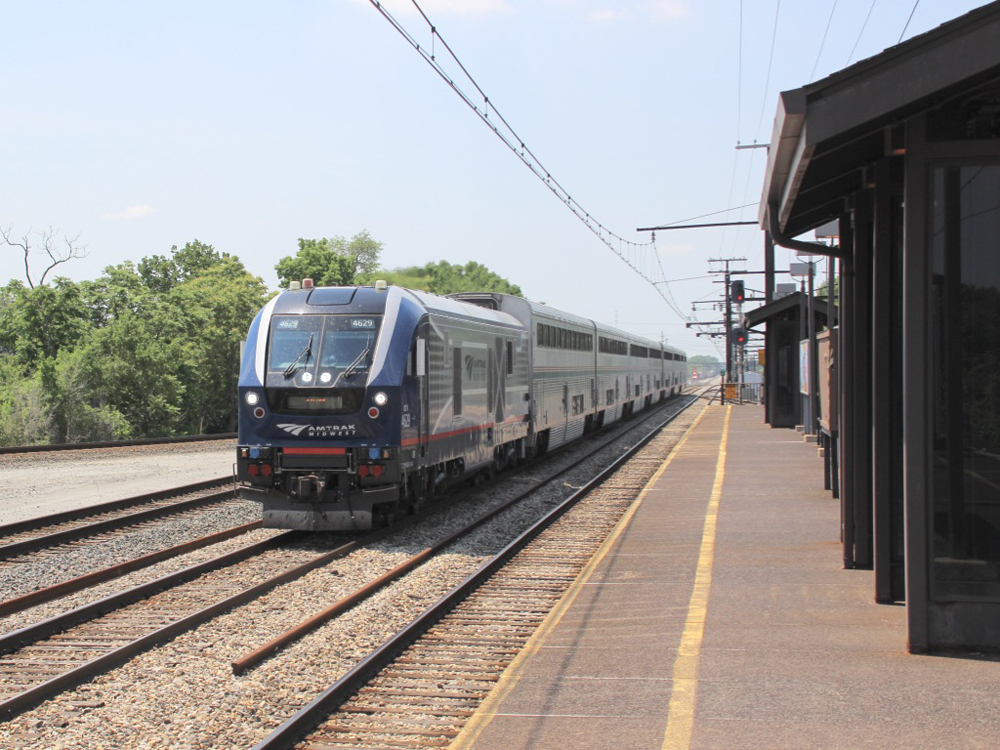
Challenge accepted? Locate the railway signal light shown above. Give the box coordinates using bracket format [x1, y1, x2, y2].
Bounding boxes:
[732, 327, 747, 345]
[731, 279, 745, 303]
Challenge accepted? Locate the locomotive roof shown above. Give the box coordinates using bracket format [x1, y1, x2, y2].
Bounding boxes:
[402, 288, 524, 328]
[271, 284, 524, 330]
[274, 286, 686, 359]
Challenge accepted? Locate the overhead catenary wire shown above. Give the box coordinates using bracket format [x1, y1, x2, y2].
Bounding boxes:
[848, 0, 878, 65]
[725, 0, 745, 256]
[655, 202, 760, 228]
[899, 0, 921, 43]
[754, 0, 783, 142]
[366, 0, 690, 323]
[727, 1, 779, 260]
[810, 0, 840, 80]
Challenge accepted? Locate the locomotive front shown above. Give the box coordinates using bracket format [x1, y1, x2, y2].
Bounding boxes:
[236, 282, 421, 530]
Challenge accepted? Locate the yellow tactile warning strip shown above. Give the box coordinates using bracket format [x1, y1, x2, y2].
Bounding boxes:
[451, 404, 730, 750]
[661, 404, 730, 750]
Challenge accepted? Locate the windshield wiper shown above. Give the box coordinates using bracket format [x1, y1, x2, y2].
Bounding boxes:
[342, 346, 371, 379]
[283, 333, 314, 378]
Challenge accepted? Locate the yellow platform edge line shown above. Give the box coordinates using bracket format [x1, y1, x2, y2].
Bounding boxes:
[449, 402, 717, 750]
[660, 404, 731, 750]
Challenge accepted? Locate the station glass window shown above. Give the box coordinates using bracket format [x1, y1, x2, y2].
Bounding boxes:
[930, 163, 1000, 600]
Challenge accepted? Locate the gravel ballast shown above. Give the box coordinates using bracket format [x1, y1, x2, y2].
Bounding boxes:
[0, 400, 704, 749]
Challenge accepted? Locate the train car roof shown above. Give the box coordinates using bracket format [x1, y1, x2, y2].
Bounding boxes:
[450, 291, 686, 358]
[271, 285, 524, 330]
[402, 288, 524, 328]
[526, 299, 675, 355]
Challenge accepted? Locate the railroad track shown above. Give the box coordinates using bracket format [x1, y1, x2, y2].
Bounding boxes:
[0, 478, 237, 561]
[0, 529, 359, 719]
[0, 472, 518, 721]
[0, 521, 262, 620]
[252, 396, 700, 750]
[0, 393, 701, 741]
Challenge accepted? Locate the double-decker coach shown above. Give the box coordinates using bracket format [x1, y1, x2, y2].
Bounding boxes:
[450, 292, 688, 454]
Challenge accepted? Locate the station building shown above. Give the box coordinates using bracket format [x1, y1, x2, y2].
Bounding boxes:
[756, 1, 1000, 652]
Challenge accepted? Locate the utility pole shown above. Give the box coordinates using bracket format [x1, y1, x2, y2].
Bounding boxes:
[708, 257, 747, 388]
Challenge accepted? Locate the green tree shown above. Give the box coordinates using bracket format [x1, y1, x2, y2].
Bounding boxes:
[0, 236, 271, 445]
[1, 224, 87, 288]
[688, 355, 721, 366]
[81, 313, 185, 437]
[0, 356, 48, 445]
[1, 277, 91, 372]
[138, 239, 229, 293]
[379, 265, 434, 291]
[422, 260, 522, 296]
[275, 231, 384, 288]
[0, 282, 22, 357]
[79, 261, 156, 328]
[42, 348, 131, 443]
[166, 257, 270, 433]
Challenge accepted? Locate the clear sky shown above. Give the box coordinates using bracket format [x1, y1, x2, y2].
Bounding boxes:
[2, 0, 990, 359]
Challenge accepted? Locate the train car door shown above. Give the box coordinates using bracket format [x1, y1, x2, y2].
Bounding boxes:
[416, 331, 429, 457]
[492, 337, 506, 425]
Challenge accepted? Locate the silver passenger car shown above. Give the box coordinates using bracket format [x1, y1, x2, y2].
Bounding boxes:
[451, 293, 687, 454]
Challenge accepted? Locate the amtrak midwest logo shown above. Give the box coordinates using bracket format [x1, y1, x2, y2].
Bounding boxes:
[278, 423, 358, 437]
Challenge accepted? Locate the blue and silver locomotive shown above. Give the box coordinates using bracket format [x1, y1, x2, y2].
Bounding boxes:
[236, 280, 531, 530]
[235, 281, 687, 531]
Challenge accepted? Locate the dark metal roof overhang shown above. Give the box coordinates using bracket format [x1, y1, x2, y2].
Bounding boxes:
[759, 1, 1000, 240]
[744, 292, 834, 331]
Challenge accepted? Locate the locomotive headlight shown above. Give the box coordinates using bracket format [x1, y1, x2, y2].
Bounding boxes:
[245, 391, 260, 406]
[373, 391, 388, 406]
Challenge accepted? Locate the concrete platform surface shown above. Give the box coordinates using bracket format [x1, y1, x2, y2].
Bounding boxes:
[451, 404, 1000, 750]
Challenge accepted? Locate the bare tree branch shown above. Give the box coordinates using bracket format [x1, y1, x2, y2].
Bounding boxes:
[1, 223, 88, 287]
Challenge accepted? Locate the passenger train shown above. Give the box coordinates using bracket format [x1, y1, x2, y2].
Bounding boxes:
[235, 281, 687, 530]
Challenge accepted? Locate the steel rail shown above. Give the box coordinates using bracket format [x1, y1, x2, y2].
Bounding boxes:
[0, 433, 236, 455]
[0, 476, 233, 537]
[251, 395, 698, 750]
[0, 520, 261, 618]
[0, 485, 236, 560]
[0, 501, 443, 720]
[230, 394, 697, 675]
[0, 530, 299, 721]
[0, 394, 697, 723]
[0, 531, 297, 658]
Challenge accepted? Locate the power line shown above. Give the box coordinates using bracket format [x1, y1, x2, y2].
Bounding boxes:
[653, 203, 760, 228]
[365, 0, 689, 323]
[810, 0, 840, 80]
[732, 145, 761, 256]
[737, 0, 744, 142]
[754, 0, 782, 141]
[847, 0, 878, 66]
[726, 0, 745, 258]
[899, 0, 921, 43]
[638, 221, 757, 232]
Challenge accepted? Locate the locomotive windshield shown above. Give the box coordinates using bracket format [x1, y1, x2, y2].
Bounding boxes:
[265, 314, 382, 414]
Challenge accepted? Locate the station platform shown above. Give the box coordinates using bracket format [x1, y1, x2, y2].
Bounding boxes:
[451, 403, 1000, 750]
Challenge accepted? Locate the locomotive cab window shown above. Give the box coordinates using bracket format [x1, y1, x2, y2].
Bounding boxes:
[267, 315, 381, 378]
[265, 314, 382, 414]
